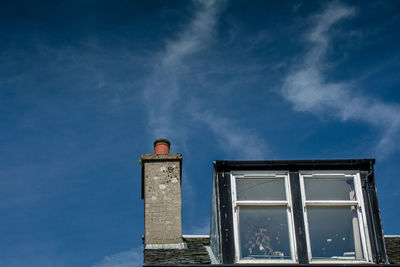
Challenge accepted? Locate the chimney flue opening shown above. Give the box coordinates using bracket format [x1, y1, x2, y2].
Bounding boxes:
[153, 138, 171, 154]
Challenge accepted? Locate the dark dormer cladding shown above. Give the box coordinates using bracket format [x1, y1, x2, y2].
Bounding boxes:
[210, 159, 388, 264]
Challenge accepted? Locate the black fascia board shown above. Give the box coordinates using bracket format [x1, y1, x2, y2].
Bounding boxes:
[214, 159, 375, 172]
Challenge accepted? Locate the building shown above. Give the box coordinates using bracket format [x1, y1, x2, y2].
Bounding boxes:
[141, 139, 400, 266]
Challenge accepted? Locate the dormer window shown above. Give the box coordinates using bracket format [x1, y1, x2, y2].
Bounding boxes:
[300, 172, 370, 262]
[210, 159, 388, 264]
[231, 172, 296, 263]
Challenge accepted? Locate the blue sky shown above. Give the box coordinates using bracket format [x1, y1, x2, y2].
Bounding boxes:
[1, 0, 400, 266]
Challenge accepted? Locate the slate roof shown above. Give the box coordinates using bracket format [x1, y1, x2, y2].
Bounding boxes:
[143, 236, 400, 265]
[385, 236, 400, 264]
[144, 237, 211, 265]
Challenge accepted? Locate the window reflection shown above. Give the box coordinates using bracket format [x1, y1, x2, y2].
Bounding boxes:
[239, 206, 291, 260]
[236, 178, 286, 201]
[304, 177, 356, 200]
[307, 207, 364, 260]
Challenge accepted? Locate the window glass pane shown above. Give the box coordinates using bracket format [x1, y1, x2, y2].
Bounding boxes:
[304, 177, 356, 200]
[238, 206, 291, 260]
[236, 178, 286, 201]
[307, 206, 364, 260]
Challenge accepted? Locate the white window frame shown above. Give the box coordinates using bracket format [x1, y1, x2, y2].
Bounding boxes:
[299, 171, 372, 264]
[231, 171, 297, 264]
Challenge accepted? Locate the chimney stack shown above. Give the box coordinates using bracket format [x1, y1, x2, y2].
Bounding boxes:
[141, 139, 185, 249]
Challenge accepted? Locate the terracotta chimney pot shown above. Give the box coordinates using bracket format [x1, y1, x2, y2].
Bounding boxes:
[154, 139, 171, 154]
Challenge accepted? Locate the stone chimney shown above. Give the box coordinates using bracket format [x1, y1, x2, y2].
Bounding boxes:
[141, 139, 185, 249]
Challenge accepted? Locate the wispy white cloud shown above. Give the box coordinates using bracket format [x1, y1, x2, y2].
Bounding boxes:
[190, 109, 268, 159]
[143, 0, 224, 140]
[92, 246, 143, 267]
[281, 2, 400, 156]
[143, 0, 269, 158]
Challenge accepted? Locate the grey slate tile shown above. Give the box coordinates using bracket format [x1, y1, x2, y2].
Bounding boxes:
[385, 236, 400, 264]
[144, 237, 211, 264]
